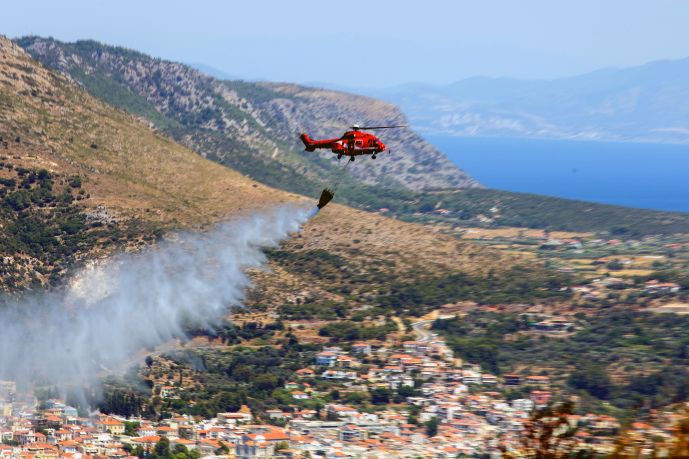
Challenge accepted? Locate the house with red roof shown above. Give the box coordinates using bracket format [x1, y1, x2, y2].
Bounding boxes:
[295, 368, 315, 378]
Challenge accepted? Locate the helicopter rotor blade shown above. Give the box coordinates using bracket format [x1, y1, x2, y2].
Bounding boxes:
[350, 125, 408, 130]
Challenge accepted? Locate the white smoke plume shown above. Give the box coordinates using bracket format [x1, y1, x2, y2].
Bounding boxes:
[0, 204, 316, 395]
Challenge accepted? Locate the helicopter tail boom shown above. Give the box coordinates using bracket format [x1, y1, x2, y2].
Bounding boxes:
[300, 133, 317, 151]
[301, 133, 340, 152]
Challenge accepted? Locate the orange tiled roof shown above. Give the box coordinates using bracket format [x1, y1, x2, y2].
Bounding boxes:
[132, 436, 161, 444]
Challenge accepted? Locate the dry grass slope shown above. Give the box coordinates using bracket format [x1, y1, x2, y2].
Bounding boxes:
[0, 35, 510, 293]
[0, 36, 299, 226]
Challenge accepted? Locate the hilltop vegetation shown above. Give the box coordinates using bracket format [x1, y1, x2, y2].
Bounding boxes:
[0, 35, 298, 288]
[258, 244, 571, 343]
[156, 341, 318, 419]
[0, 161, 94, 288]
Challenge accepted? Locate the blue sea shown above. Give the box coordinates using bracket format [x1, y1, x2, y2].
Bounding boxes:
[426, 135, 689, 213]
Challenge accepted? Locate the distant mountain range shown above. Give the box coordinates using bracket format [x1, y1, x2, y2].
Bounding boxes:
[365, 57, 689, 144]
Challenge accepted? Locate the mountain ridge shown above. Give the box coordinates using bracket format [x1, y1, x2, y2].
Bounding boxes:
[16, 36, 479, 197]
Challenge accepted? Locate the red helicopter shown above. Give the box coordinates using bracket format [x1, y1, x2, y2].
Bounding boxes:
[300, 124, 406, 161]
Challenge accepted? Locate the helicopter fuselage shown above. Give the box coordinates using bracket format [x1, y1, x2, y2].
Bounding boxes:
[300, 130, 386, 158]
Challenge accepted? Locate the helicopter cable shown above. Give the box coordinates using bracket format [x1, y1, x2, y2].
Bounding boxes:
[315, 158, 351, 211]
[330, 157, 352, 193]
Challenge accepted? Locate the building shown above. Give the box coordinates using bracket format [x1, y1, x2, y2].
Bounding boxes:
[236, 426, 290, 459]
[644, 280, 680, 294]
[315, 352, 338, 367]
[97, 417, 125, 436]
[291, 391, 310, 400]
[338, 424, 368, 442]
[351, 342, 372, 355]
[526, 375, 550, 387]
[503, 374, 522, 386]
[530, 391, 552, 407]
[218, 405, 253, 425]
[512, 399, 534, 413]
[295, 368, 315, 378]
[160, 386, 177, 399]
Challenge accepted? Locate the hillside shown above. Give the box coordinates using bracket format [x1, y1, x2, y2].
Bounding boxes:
[373, 188, 689, 237]
[16, 36, 478, 199]
[0, 35, 509, 296]
[16, 37, 689, 240]
[369, 57, 689, 144]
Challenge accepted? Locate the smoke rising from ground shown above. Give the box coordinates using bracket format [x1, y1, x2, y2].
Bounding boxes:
[0, 204, 314, 394]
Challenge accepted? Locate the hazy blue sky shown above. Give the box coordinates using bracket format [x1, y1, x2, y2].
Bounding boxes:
[2, 0, 689, 87]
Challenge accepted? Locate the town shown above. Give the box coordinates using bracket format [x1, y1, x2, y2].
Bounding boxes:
[2, 317, 687, 459]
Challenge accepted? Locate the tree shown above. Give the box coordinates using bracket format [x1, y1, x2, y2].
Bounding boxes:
[407, 405, 421, 425]
[370, 388, 391, 405]
[504, 402, 592, 459]
[254, 374, 278, 393]
[153, 436, 171, 459]
[124, 421, 140, 436]
[68, 175, 82, 188]
[214, 391, 243, 412]
[425, 417, 439, 437]
[343, 391, 368, 404]
[567, 365, 613, 399]
[606, 260, 624, 271]
[398, 385, 416, 398]
[214, 442, 229, 456]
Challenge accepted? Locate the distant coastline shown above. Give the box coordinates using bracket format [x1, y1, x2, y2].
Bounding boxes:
[428, 135, 689, 213]
[420, 131, 689, 147]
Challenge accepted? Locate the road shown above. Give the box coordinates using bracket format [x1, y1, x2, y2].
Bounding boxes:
[411, 314, 457, 342]
[411, 319, 436, 342]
